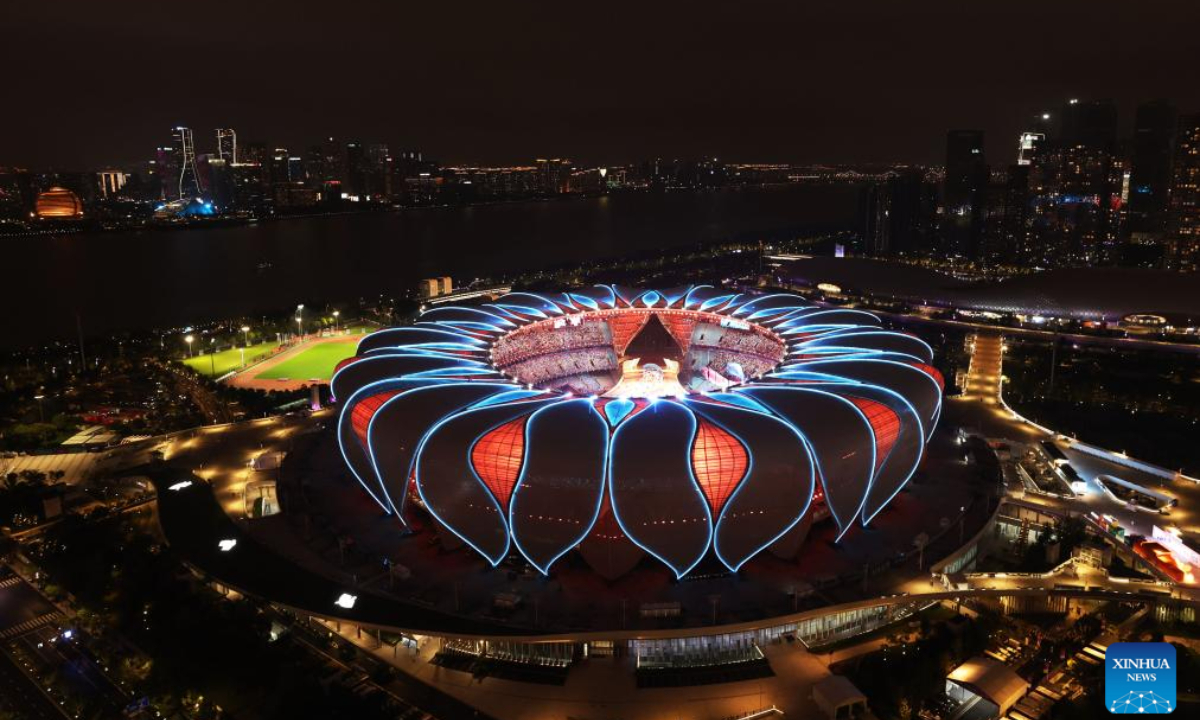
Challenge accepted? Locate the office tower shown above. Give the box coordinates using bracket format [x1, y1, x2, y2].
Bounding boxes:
[943, 130, 988, 259]
[1165, 114, 1200, 271]
[270, 148, 291, 185]
[366, 143, 391, 198]
[983, 166, 1032, 265]
[304, 145, 325, 184]
[1127, 100, 1177, 242]
[320, 137, 345, 184]
[230, 141, 269, 210]
[153, 143, 177, 201]
[859, 168, 935, 257]
[537, 158, 573, 194]
[97, 170, 128, 198]
[203, 157, 234, 209]
[1017, 132, 1044, 166]
[217, 128, 238, 164]
[287, 155, 304, 183]
[0, 167, 34, 219]
[237, 141, 268, 168]
[173, 126, 203, 199]
[1022, 99, 1124, 266]
[1026, 143, 1123, 267]
[345, 141, 367, 197]
[1059, 98, 1118, 151]
[859, 182, 890, 256]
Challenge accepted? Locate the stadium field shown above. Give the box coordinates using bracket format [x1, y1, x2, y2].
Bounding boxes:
[184, 341, 280, 377]
[254, 340, 358, 381]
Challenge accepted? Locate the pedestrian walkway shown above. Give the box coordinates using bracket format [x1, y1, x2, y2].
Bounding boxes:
[0, 612, 60, 640]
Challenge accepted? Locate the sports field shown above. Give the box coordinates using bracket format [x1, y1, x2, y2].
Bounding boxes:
[184, 341, 280, 377]
[254, 340, 358, 381]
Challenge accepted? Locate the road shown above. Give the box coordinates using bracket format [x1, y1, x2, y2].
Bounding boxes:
[942, 332, 1200, 593]
[0, 649, 66, 720]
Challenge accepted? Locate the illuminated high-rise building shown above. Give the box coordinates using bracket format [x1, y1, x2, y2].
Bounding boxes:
[270, 147, 291, 185]
[1017, 132, 1044, 166]
[1127, 100, 1177, 242]
[1166, 114, 1200, 271]
[97, 170, 128, 198]
[943, 130, 988, 259]
[216, 128, 238, 164]
[536, 158, 572, 194]
[0, 167, 33, 219]
[173, 126, 202, 199]
[345, 141, 366, 197]
[1019, 99, 1125, 267]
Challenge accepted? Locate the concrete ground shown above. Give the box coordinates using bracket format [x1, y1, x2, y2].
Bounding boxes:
[323, 615, 831, 720]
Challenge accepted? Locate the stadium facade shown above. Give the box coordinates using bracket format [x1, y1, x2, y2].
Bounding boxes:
[333, 286, 942, 579]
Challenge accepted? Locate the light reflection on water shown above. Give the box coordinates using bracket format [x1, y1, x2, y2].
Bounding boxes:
[5, 184, 856, 345]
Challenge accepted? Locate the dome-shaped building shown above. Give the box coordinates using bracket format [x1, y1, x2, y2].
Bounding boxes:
[35, 187, 83, 219]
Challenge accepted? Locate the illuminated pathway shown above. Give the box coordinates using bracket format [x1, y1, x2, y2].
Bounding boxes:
[944, 331, 1200, 593]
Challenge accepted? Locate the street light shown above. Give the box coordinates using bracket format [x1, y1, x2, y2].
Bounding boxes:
[333, 310, 340, 333]
[185, 334, 194, 357]
[296, 304, 304, 339]
[241, 325, 250, 347]
[209, 338, 216, 376]
[34, 394, 45, 422]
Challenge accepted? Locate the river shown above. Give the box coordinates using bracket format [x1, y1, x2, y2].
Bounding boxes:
[4, 184, 859, 347]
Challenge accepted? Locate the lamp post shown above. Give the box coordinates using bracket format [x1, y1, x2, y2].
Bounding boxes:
[333, 310, 340, 333]
[241, 325, 250, 347]
[185, 334, 194, 358]
[209, 338, 216, 376]
[296, 304, 304, 340]
[34, 394, 45, 422]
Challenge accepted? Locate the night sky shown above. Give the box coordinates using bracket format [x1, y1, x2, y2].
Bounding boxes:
[5, 0, 1198, 169]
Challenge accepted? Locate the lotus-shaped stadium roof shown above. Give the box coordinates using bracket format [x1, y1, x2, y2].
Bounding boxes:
[334, 286, 942, 579]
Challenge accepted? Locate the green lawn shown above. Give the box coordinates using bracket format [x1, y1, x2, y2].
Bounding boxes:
[183, 341, 280, 377]
[255, 341, 359, 381]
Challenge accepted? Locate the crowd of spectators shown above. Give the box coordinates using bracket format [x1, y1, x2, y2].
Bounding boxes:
[491, 316, 785, 394]
[687, 348, 776, 381]
[690, 323, 784, 362]
[502, 347, 618, 388]
[493, 320, 611, 367]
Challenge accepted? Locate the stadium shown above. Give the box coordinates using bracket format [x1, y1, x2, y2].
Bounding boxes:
[333, 285, 944, 581]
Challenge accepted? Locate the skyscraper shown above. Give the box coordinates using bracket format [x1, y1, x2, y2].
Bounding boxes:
[1166, 114, 1200, 271]
[1022, 99, 1124, 266]
[1017, 132, 1044, 166]
[537, 158, 573, 194]
[270, 148, 291, 185]
[1127, 100, 1177, 242]
[173, 126, 202, 199]
[216, 128, 238, 164]
[860, 168, 935, 257]
[1059, 98, 1118, 151]
[97, 170, 128, 198]
[345, 141, 366, 197]
[153, 143, 177, 201]
[987, 165, 1031, 265]
[943, 130, 988, 259]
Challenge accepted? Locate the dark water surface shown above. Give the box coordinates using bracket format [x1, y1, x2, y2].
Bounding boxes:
[6, 184, 858, 347]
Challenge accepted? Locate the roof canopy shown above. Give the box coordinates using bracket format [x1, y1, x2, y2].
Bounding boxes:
[947, 657, 1029, 713]
[813, 674, 867, 713]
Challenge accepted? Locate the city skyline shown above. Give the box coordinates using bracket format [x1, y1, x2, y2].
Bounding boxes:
[5, 1, 1200, 168]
